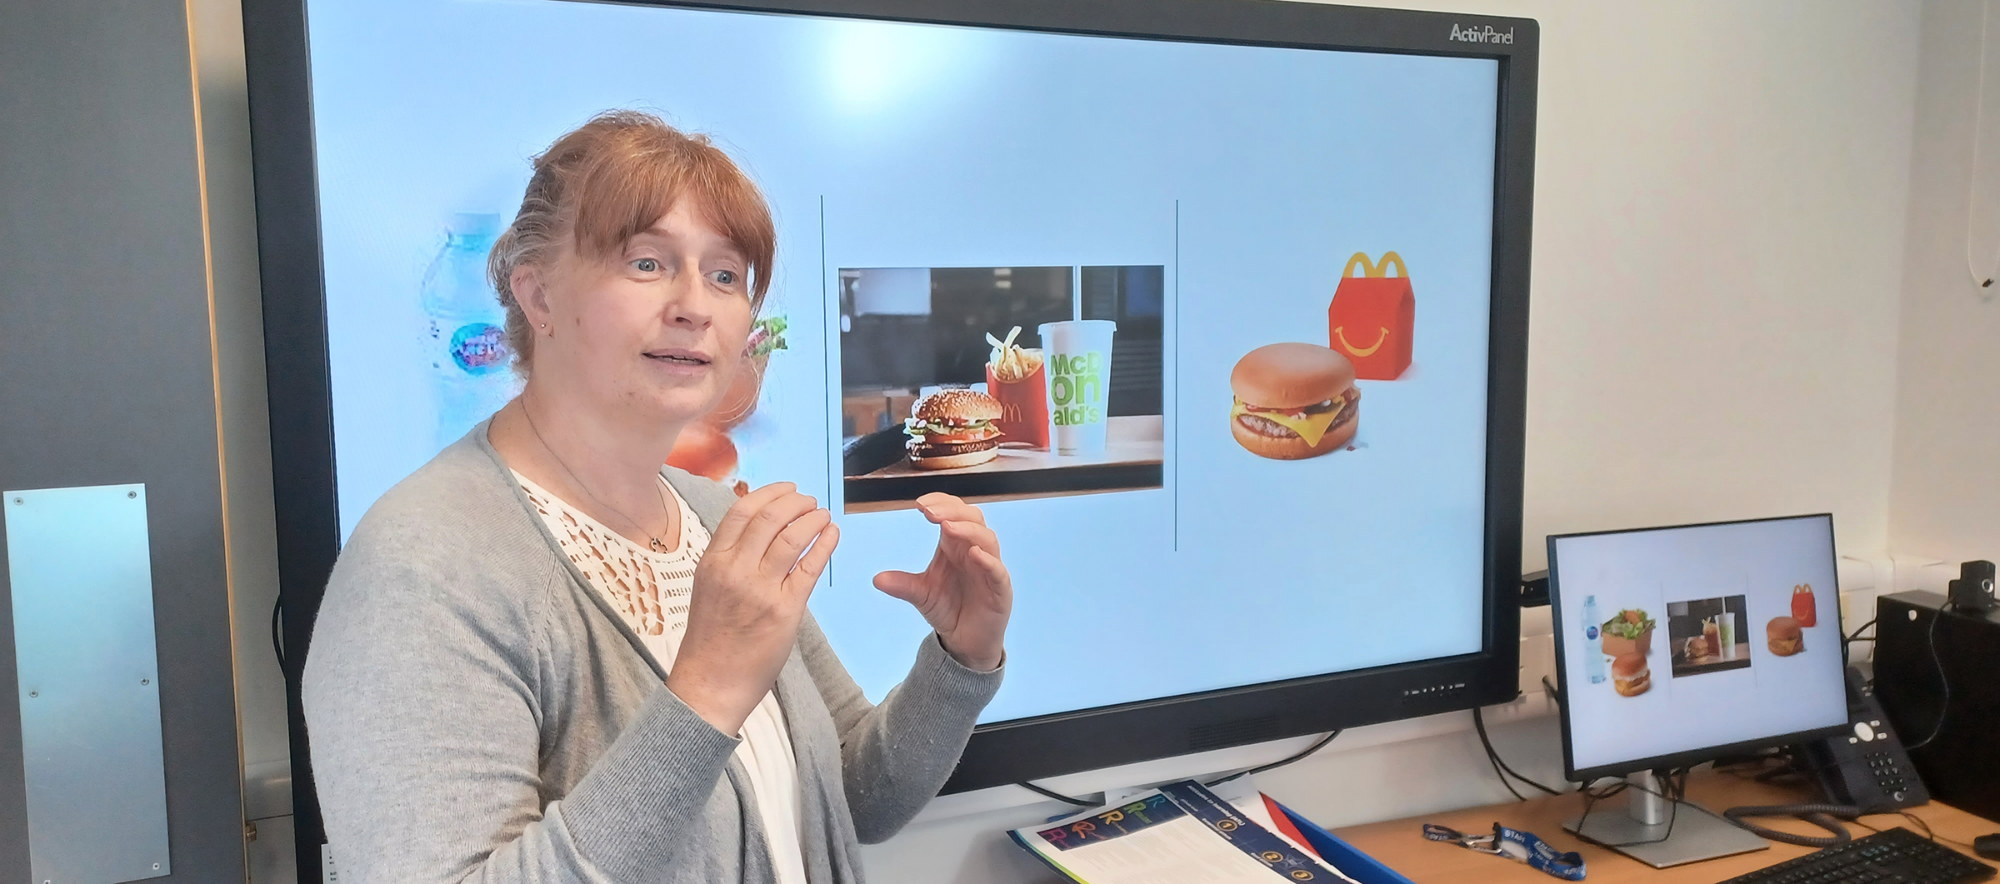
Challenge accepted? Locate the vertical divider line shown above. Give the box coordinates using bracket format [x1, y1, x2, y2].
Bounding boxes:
[1173, 199, 1181, 553]
[820, 195, 833, 589]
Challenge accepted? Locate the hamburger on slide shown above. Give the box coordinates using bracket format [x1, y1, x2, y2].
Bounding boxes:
[1230, 343, 1361, 460]
[905, 389, 1003, 470]
[1766, 616, 1805, 656]
[1612, 652, 1651, 697]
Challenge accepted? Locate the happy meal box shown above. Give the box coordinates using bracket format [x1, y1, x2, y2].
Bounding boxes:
[1328, 251, 1415, 380]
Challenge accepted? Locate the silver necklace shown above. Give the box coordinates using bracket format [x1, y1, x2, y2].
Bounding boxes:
[520, 398, 675, 553]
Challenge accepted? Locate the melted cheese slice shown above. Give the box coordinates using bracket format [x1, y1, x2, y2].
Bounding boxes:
[1232, 397, 1344, 446]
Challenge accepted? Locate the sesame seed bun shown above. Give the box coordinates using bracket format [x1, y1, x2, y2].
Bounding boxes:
[912, 388, 1002, 424]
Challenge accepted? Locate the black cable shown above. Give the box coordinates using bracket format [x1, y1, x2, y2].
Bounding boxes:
[1472, 706, 1563, 797]
[1017, 780, 1097, 807]
[272, 596, 286, 671]
[1895, 811, 1983, 849]
[1905, 602, 1955, 750]
[1572, 769, 1686, 848]
[1840, 620, 1872, 668]
[1482, 734, 1528, 801]
[1204, 730, 1341, 788]
[1855, 810, 1983, 851]
[1723, 803, 1857, 847]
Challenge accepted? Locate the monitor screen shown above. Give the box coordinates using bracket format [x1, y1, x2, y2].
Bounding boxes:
[301, 0, 1504, 725]
[1548, 516, 1850, 780]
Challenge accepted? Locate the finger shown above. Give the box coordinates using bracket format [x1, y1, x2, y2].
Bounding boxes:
[762, 507, 833, 576]
[872, 569, 924, 604]
[710, 482, 796, 550]
[968, 544, 1011, 587]
[783, 522, 840, 597]
[939, 519, 1000, 560]
[915, 493, 985, 527]
[734, 491, 820, 561]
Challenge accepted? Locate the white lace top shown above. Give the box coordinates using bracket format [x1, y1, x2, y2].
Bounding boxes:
[515, 471, 807, 884]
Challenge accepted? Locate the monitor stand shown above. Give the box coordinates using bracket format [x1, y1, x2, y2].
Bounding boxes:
[1563, 770, 1768, 868]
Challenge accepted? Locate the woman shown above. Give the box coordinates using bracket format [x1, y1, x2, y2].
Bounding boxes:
[302, 111, 1012, 883]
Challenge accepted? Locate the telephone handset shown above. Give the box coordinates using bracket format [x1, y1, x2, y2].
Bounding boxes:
[1797, 666, 1929, 813]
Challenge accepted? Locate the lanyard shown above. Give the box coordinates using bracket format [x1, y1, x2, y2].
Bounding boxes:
[1423, 822, 1587, 880]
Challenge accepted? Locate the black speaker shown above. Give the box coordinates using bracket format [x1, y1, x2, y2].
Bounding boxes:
[1947, 560, 1996, 613]
[1873, 591, 2000, 822]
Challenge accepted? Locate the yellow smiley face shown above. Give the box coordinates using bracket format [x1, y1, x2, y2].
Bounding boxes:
[1333, 325, 1390, 358]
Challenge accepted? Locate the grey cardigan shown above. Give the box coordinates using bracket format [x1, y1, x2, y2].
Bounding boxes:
[301, 424, 1003, 883]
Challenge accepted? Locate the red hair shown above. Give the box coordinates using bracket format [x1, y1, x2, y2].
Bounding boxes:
[488, 111, 776, 372]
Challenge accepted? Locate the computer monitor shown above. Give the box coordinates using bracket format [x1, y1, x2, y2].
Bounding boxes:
[1547, 514, 1852, 866]
[244, 0, 1537, 879]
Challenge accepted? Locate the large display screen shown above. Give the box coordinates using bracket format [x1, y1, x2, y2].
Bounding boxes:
[306, 0, 1501, 725]
[1549, 516, 1849, 778]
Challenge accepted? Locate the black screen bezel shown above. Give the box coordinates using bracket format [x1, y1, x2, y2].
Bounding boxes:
[1545, 514, 1852, 783]
[242, 0, 1536, 876]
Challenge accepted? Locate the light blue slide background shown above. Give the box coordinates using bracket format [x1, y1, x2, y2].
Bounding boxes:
[306, 0, 1498, 723]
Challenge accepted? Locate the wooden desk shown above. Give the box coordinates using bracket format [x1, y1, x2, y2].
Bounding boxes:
[1331, 767, 1999, 884]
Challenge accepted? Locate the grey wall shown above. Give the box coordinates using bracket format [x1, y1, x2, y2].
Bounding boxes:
[0, 0, 249, 880]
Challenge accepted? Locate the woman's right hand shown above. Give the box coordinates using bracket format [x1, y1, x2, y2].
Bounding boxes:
[668, 482, 839, 735]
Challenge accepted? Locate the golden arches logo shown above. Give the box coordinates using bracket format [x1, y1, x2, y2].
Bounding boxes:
[1340, 251, 1407, 280]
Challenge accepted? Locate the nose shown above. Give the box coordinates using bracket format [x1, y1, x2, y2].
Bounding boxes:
[663, 264, 715, 330]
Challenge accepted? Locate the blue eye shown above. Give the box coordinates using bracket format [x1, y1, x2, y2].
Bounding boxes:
[633, 258, 659, 273]
[714, 269, 739, 286]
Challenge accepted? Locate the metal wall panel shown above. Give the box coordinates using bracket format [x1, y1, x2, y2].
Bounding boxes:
[5, 484, 170, 884]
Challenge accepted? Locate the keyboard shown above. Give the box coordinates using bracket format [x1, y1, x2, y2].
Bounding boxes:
[1718, 827, 1996, 884]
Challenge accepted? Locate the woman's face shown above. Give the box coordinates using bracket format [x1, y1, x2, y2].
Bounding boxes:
[529, 199, 755, 425]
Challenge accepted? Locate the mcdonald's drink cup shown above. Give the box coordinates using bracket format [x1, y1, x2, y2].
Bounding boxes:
[1039, 320, 1116, 455]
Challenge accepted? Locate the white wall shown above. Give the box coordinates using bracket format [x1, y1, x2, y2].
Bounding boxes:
[1890, 0, 2000, 565]
[182, 1, 1930, 881]
[1493, 0, 1918, 571]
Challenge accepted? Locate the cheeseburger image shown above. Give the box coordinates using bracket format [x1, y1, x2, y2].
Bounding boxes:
[1612, 653, 1651, 697]
[904, 389, 1003, 470]
[1766, 616, 1805, 656]
[1229, 343, 1361, 460]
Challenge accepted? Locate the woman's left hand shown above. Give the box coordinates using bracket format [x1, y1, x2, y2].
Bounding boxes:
[872, 492, 1012, 671]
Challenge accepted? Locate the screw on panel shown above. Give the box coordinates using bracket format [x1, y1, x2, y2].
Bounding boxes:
[141, 678, 150, 685]
[128, 491, 137, 499]
[11, 498, 20, 505]
[153, 863, 161, 870]
[27, 691, 36, 698]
